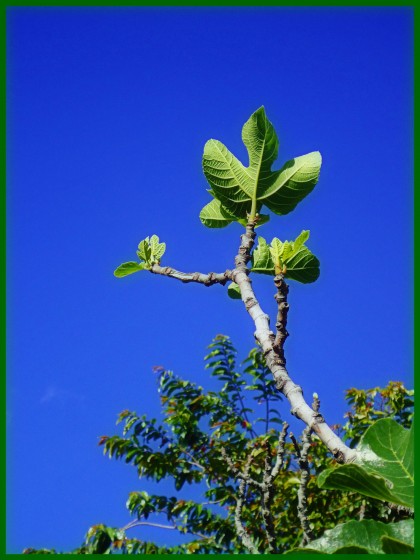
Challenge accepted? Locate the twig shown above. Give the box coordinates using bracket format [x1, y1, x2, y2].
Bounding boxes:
[220, 447, 264, 490]
[290, 427, 315, 546]
[178, 447, 206, 471]
[273, 273, 289, 365]
[221, 424, 289, 554]
[259, 423, 289, 553]
[150, 264, 232, 286]
[233, 456, 260, 554]
[122, 519, 209, 541]
[122, 520, 177, 532]
[290, 394, 321, 545]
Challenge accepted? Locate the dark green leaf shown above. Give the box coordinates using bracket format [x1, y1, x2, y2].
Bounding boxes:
[318, 418, 414, 507]
[297, 519, 413, 554]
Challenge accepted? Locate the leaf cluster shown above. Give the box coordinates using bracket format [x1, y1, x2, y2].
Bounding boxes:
[114, 235, 166, 278]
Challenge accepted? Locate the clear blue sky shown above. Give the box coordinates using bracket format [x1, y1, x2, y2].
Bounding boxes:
[7, 6, 413, 553]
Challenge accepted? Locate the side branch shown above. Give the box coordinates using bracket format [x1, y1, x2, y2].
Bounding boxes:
[221, 450, 260, 554]
[273, 273, 289, 365]
[150, 264, 232, 286]
[232, 221, 357, 464]
[221, 425, 289, 554]
[290, 425, 315, 545]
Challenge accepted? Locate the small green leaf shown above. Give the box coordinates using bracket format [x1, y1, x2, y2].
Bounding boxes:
[149, 234, 160, 255]
[252, 237, 275, 275]
[251, 233, 320, 283]
[281, 240, 295, 262]
[269, 238, 284, 269]
[138, 238, 152, 263]
[293, 229, 310, 251]
[154, 242, 166, 261]
[227, 282, 242, 299]
[114, 262, 146, 278]
[149, 234, 166, 262]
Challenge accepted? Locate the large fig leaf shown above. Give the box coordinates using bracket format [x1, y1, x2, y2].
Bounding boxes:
[285, 519, 414, 555]
[199, 197, 237, 228]
[251, 232, 320, 283]
[200, 107, 321, 227]
[318, 418, 414, 508]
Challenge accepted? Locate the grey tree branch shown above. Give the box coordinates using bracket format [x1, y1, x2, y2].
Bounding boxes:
[223, 452, 260, 554]
[290, 422, 315, 545]
[150, 264, 232, 286]
[221, 424, 289, 554]
[273, 273, 289, 365]
[232, 219, 357, 464]
[259, 423, 289, 553]
[220, 447, 264, 491]
[122, 518, 209, 542]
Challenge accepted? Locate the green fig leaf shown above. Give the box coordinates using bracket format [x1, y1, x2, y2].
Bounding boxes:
[114, 262, 146, 278]
[261, 151, 322, 215]
[318, 418, 414, 508]
[149, 235, 166, 262]
[293, 229, 310, 251]
[199, 198, 236, 228]
[201, 107, 321, 227]
[227, 282, 242, 299]
[381, 535, 414, 554]
[284, 245, 320, 283]
[269, 238, 284, 270]
[251, 237, 275, 275]
[281, 240, 295, 262]
[287, 519, 413, 555]
[252, 233, 320, 283]
[138, 238, 152, 263]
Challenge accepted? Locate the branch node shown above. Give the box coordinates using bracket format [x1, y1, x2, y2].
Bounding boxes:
[332, 448, 345, 463]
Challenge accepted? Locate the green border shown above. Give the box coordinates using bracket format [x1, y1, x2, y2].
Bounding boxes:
[3, 2, 415, 559]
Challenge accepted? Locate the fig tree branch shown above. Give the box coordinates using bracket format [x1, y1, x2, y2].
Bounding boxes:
[150, 265, 232, 286]
[232, 218, 357, 464]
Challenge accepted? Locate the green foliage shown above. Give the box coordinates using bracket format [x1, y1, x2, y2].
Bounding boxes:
[227, 231, 320, 299]
[286, 519, 414, 555]
[25, 337, 414, 554]
[342, 382, 414, 446]
[114, 234, 166, 277]
[251, 231, 320, 282]
[318, 418, 414, 508]
[199, 107, 322, 226]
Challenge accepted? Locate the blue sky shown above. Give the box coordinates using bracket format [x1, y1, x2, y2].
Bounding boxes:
[7, 6, 413, 553]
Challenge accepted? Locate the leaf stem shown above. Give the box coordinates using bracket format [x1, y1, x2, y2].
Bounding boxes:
[249, 197, 258, 221]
